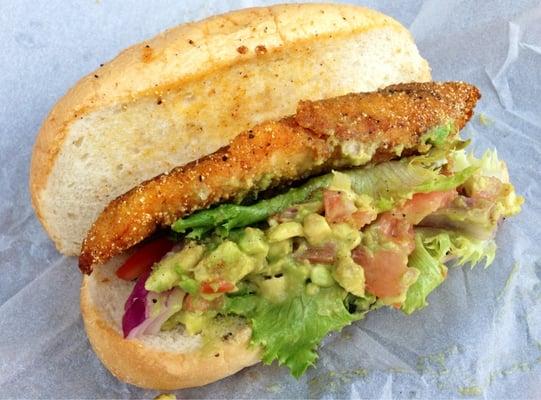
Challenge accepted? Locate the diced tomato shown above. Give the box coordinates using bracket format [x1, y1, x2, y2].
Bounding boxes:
[200, 279, 235, 294]
[351, 190, 457, 300]
[324, 190, 357, 223]
[349, 210, 378, 230]
[375, 213, 415, 252]
[116, 236, 175, 281]
[323, 190, 376, 229]
[297, 242, 337, 264]
[394, 190, 457, 225]
[352, 247, 410, 299]
[183, 294, 224, 312]
[352, 211, 415, 299]
[353, 212, 415, 298]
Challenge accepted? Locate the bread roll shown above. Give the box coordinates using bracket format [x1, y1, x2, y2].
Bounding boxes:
[81, 255, 260, 390]
[30, 3, 431, 255]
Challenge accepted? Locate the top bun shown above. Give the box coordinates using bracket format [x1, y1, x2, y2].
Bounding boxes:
[30, 3, 431, 255]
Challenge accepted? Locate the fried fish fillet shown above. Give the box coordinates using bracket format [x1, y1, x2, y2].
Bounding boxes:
[79, 82, 480, 272]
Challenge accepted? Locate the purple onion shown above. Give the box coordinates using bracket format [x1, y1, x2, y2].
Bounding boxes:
[122, 270, 185, 338]
[122, 270, 151, 337]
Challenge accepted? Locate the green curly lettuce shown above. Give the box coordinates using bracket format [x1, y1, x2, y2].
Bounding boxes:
[402, 232, 449, 315]
[224, 287, 365, 378]
[172, 154, 475, 238]
[403, 228, 497, 314]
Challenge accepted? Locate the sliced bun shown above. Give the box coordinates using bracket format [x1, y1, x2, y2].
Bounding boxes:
[30, 3, 431, 255]
[81, 256, 260, 390]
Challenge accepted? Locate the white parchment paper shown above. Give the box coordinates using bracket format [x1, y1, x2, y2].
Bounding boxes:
[1, 1, 540, 398]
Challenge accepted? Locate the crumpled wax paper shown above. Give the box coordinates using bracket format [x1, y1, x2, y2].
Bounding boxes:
[1, 0, 540, 398]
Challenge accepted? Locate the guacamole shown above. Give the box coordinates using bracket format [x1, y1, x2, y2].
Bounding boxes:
[137, 147, 522, 377]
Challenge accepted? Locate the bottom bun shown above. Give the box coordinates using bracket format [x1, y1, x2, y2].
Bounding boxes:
[80, 256, 261, 390]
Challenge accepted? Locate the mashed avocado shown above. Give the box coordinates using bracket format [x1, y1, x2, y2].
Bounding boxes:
[150, 176, 374, 308]
[143, 147, 522, 378]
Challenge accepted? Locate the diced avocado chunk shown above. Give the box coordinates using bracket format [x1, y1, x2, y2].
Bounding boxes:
[258, 276, 288, 303]
[305, 282, 320, 296]
[267, 240, 293, 262]
[332, 256, 365, 297]
[145, 243, 205, 292]
[238, 227, 269, 259]
[310, 265, 334, 287]
[294, 201, 324, 222]
[264, 256, 295, 277]
[267, 221, 304, 242]
[178, 276, 199, 294]
[194, 241, 255, 284]
[353, 193, 375, 212]
[419, 121, 454, 151]
[331, 223, 361, 253]
[303, 213, 332, 246]
[329, 171, 353, 192]
[284, 261, 310, 297]
[462, 176, 522, 218]
[145, 263, 179, 293]
[175, 243, 205, 272]
[172, 311, 213, 335]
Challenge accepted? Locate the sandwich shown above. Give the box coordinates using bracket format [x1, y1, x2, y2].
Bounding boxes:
[29, 4, 523, 391]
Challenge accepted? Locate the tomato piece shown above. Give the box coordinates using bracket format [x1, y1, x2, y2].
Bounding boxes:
[352, 247, 410, 299]
[349, 209, 378, 230]
[351, 190, 457, 300]
[116, 236, 175, 281]
[324, 190, 376, 229]
[200, 280, 235, 294]
[324, 190, 356, 222]
[352, 213, 415, 299]
[376, 213, 415, 252]
[394, 190, 457, 225]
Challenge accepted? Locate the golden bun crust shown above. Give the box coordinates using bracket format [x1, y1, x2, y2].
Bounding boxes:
[29, 3, 430, 255]
[80, 257, 260, 390]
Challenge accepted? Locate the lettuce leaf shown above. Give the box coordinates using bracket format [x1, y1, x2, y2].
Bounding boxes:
[402, 233, 449, 315]
[346, 160, 474, 211]
[171, 174, 332, 238]
[444, 231, 496, 267]
[224, 287, 362, 377]
[452, 149, 509, 181]
[403, 228, 497, 314]
[172, 154, 475, 238]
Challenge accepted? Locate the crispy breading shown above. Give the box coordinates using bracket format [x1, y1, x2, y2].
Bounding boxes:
[80, 82, 480, 272]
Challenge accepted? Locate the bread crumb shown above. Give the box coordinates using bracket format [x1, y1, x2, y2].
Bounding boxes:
[255, 45, 267, 55]
[142, 45, 153, 63]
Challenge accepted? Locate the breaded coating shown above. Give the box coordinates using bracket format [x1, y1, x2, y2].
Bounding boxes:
[80, 82, 480, 272]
